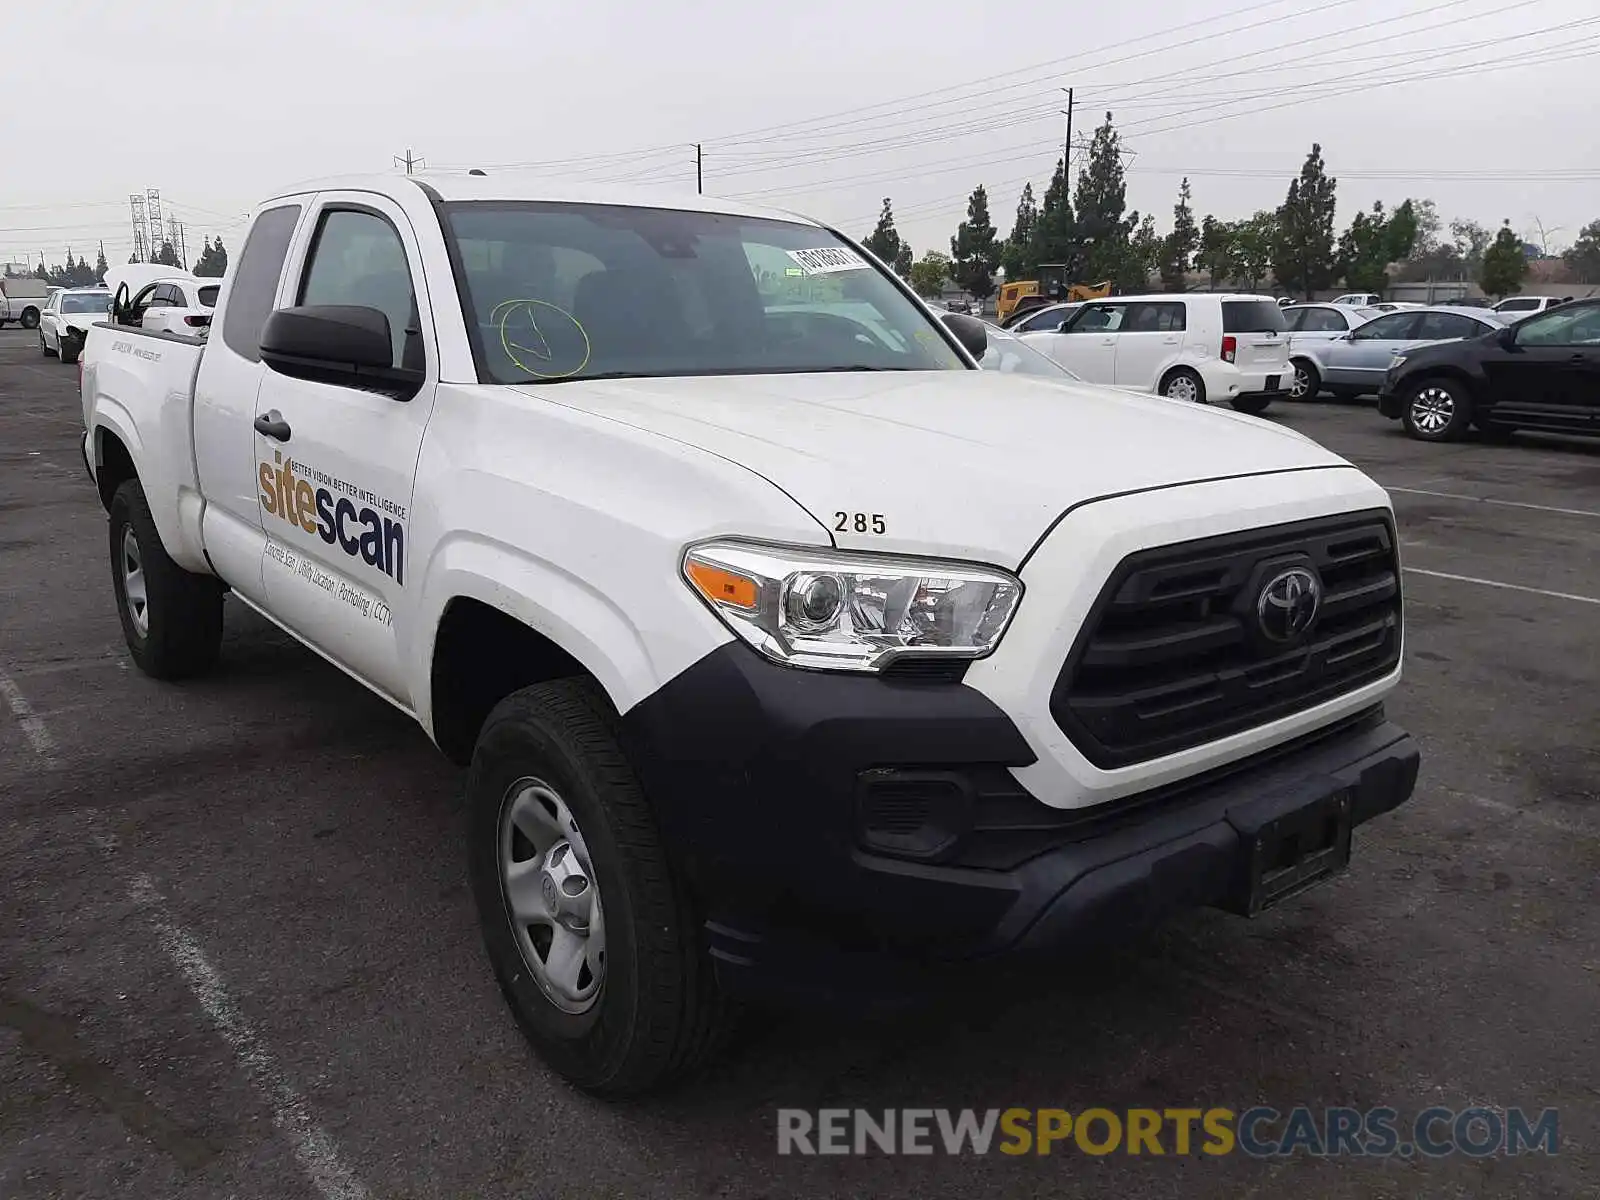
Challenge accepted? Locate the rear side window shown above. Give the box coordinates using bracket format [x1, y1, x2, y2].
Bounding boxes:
[197, 285, 220, 308]
[1221, 300, 1287, 333]
[222, 204, 302, 362]
[1497, 298, 1537, 312]
[1415, 312, 1485, 341]
[1124, 301, 1186, 332]
[1302, 308, 1349, 333]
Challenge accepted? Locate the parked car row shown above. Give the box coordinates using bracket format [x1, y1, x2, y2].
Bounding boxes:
[34, 267, 217, 366]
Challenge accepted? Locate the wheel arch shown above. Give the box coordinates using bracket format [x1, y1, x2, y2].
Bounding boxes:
[418, 537, 728, 764]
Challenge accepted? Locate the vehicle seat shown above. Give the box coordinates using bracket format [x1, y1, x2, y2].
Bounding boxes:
[572, 270, 691, 371]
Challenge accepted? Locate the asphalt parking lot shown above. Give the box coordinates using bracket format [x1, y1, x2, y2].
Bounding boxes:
[2, 326, 1596, 1199]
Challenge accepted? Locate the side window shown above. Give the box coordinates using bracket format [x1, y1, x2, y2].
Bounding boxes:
[1017, 306, 1063, 332]
[1281, 309, 1307, 332]
[1515, 306, 1600, 347]
[1353, 312, 1421, 340]
[131, 284, 161, 314]
[222, 204, 302, 363]
[298, 209, 420, 369]
[1068, 304, 1125, 333]
[1122, 302, 1184, 333]
[1155, 302, 1185, 332]
[1306, 309, 1348, 333]
[1416, 312, 1481, 341]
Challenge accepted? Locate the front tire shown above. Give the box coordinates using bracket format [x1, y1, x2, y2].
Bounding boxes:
[109, 480, 223, 678]
[468, 679, 730, 1097]
[1401, 376, 1472, 442]
[59, 337, 81, 366]
[41, 332, 56, 358]
[1290, 358, 1320, 401]
[1159, 367, 1206, 404]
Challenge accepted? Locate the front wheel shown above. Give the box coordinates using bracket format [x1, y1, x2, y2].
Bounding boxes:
[468, 679, 731, 1097]
[41, 332, 56, 358]
[109, 480, 223, 678]
[1160, 368, 1206, 404]
[1401, 377, 1472, 442]
[1290, 358, 1320, 401]
[59, 340, 81, 366]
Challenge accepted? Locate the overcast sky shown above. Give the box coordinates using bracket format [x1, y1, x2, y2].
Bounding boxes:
[4, 0, 1598, 270]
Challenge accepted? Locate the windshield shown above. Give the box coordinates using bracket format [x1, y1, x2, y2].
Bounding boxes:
[442, 202, 966, 383]
[61, 293, 111, 314]
[980, 332, 1082, 380]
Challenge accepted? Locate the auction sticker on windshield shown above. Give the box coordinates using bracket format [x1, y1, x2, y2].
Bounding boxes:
[787, 247, 869, 274]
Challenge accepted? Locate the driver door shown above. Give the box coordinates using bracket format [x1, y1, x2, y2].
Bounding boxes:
[1035, 302, 1124, 383]
[1320, 311, 1421, 388]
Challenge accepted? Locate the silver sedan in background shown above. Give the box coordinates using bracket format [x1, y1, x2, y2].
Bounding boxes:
[1291, 306, 1506, 401]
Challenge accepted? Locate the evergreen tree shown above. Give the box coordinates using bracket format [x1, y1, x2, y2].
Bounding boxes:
[909, 251, 952, 298]
[95, 245, 109, 284]
[211, 238, 228, 276]
[1000, 182, 1038, 281]
[862, 199, 904, 270]
[1074, 113, 1134, 283]
[892, 240, 913, 280]
[950, 184, 1000, 302]
[1159, 177, 1198, 291]
[155, 240, 181, 268]
[1119, 214, 1160, 293]
[1026, 158, 1077, 276]
[1197, 215, 1237, 288]
[1272, 143, 1338, 298]
[1564, 218, 1600, 284]
[1235, 211, 1279, 290]
[1480, 221, 1528, 298]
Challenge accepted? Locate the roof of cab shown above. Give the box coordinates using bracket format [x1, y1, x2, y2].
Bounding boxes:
[260, 172, 822, 227]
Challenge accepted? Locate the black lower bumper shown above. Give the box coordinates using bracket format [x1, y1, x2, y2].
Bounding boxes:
[621, 645, 1419, 1000]
[1377, 389, 1404, 418]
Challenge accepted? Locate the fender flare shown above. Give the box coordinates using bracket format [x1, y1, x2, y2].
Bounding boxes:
[91, 408, 207, 572]
[413, 533, 691, 735]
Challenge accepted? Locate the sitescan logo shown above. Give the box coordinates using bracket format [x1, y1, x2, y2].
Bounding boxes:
[257, 452, 406, 584]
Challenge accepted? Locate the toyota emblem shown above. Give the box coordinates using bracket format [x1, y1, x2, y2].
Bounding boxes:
[1256, 566, 1322, 643]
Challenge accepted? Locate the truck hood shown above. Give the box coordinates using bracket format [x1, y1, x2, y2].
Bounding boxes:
[511, 370, 1350, 567]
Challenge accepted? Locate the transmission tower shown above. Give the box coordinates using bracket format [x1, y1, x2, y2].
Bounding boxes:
[130, 194, 149, 262]
[146, 189, 165, 260]
[167, 217, 187, 269]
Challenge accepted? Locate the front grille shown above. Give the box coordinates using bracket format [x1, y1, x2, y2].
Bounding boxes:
[1051, 510, 1401, 768]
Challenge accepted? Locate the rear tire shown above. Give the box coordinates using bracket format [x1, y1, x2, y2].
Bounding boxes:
[468, 679, 732, 1097]
[1230, 394, 1273, 415]
[1401, 376, 1472, 442]
[20, 308, 39, 330]
[1159, 367, 1207, 404]
[1290, 358, 1320, 401]
[109, 479, 223, 679]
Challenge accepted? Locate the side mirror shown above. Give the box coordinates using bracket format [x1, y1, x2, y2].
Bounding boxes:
[259, 305, 423, 399]
[1495, 325, 1517, 349]
[940, 311, 988, 359]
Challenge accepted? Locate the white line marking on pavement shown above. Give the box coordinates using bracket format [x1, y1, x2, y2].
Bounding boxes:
[1403, 566, 1600, 606]
[1387, 485, 1600, 521]
[0, 667, 58, 763]
[129, 875, 371, 1200]
[1439, 787, 1596, 838]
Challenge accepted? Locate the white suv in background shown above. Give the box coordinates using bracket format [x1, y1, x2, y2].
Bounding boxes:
[125, 276, 220, 334]
[1018, 293, 1292, 414]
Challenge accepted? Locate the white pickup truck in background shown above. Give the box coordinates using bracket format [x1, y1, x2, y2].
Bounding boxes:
[0, 276, 49, 329]
[79, 174, 1420, 1097]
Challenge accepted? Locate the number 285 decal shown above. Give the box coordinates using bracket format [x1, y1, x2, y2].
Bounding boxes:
[834, 511, 887, 534]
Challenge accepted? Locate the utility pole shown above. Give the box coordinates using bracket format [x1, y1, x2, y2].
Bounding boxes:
[1060, 86, 1074, 193]
[394, 148, 425, 175]
[696, 143, 703, 194]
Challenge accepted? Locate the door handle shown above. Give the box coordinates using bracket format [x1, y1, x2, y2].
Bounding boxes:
[1162, 337, 1179, 344]
[253, 411, 291, 442]
[1101, 337, 1116, 345]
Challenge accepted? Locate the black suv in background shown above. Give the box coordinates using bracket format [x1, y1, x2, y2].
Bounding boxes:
[1379, 299, 1600, 442]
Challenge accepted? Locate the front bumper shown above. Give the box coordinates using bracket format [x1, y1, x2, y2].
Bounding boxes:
[621, 644, 1419, 1000]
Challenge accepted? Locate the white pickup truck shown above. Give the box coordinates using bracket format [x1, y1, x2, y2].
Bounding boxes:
[80, 174, 1419, 1097]
[0, 276, 49, 329]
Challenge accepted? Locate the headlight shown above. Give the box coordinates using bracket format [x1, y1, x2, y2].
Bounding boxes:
[682, 540, 1022, 672]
